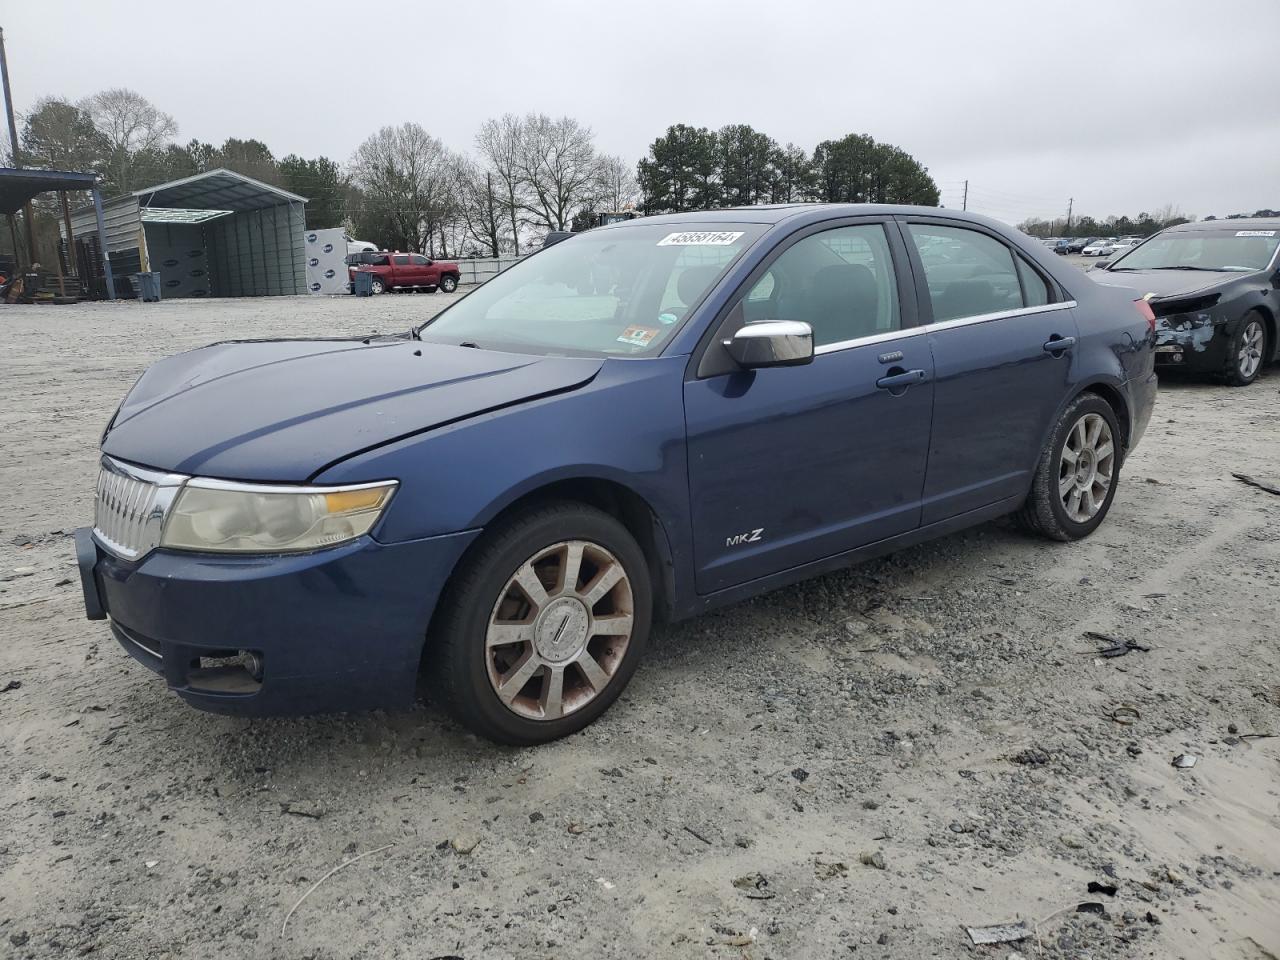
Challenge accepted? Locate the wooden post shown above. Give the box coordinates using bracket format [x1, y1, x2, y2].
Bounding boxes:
[60, 190, 79, 283]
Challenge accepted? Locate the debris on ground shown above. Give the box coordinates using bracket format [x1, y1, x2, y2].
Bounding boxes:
[1172, 754, 1198, 769]
[1076, 901, 1107, 916]
[450, 834, 480, 854]
[1231, 473, 1280, 496]
[1, 679, 21, 693]
[1084, 631, 1152, 658]
[1108, 703, 1141, 724]
[281, 800, 327, 819]
[1087, 881, 1118, 897]
[858, 851, 886, 870]
[814, 859, 848, 880]
[963, 920, 1031, 945]
[732, 872, 774, 898]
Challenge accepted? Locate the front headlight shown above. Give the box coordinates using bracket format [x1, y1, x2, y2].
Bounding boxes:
[160, 479, 397, 553]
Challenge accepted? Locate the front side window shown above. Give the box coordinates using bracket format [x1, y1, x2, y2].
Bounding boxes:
[418, 222, 765, 357]
[909, 224, 1024, 321]
[732, 224, 900, 348]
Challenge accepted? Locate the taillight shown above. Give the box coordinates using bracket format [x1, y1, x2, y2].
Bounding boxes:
[1134, 298, 1156, 333]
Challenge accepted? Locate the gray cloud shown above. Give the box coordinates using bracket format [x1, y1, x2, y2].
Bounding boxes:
[6, 0, 1276, 223]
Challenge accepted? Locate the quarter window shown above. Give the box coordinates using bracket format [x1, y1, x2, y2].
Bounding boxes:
[1015, 255, 1052, 307]
[735, 224, 900, 348]
[908, 224, 1025, 321]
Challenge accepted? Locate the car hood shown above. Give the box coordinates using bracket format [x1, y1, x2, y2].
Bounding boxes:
[102, 337, 602, 481]
[1088, 268, 1230, 300]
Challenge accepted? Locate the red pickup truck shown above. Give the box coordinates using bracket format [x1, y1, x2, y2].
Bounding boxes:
[349, 252, 461, 294]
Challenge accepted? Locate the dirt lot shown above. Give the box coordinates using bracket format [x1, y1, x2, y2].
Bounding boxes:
[1, 291, 1278, 960]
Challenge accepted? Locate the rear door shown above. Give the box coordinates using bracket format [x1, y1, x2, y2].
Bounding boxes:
[900, 219, 1079, 523]
[684, 219, 934, 594]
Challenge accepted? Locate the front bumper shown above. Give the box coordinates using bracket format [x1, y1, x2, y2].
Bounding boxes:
[75, 527, 478, 716]
[1153, 322, 1230, 372]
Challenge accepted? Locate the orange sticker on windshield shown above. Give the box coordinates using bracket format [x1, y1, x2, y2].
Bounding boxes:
[617, 325, 659, 347]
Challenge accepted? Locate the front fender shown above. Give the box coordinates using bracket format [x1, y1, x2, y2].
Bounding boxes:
[313, 354, 694, 567]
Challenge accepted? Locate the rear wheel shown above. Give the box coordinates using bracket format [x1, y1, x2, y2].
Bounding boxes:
[439, 274, 459, 293]
[1017, 393, 1121, 541]
[430, 502, 651, 744]
[1223, 313, 1267, 386]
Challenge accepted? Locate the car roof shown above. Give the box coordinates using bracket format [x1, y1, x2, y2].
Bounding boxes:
[1165, 217, 1280, 233]
[599, 203, 1018, 232]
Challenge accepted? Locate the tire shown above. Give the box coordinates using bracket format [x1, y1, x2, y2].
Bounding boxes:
[370, 278, 385, 295]
[430, 501, 652, 745]
[1222, 312, 1268, 387]
[1016, 393, 1122, 542]
[439, 274, 458, 293]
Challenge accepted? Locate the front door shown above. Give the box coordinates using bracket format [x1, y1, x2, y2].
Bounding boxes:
[684, 221, 934, 595]
[901, 220, 1080, 523]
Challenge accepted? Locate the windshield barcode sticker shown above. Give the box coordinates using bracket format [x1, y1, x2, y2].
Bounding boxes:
[657, 231, 744, 246]
[1235, 230, 1276, 237]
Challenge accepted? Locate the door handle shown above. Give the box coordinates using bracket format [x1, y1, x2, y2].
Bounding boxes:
[875, 368, 927, 391]
[1043, 335, 1076, 355]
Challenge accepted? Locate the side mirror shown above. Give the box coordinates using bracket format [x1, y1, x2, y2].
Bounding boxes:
[724, 320, 814, 369]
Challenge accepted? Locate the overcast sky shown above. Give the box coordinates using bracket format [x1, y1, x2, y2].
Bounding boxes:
[4, 0, 1276, 223]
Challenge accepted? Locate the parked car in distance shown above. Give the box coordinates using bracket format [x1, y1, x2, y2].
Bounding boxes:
[1053, 239, 1073, 255]
[1090, 217, 1280, 385]
[1081, 240, 1116, 257]
[76, 205, 1157, 744]
[345, 235, 378, 255]
[1065, 237, 1098, 254]
[350, 252, 461, 294]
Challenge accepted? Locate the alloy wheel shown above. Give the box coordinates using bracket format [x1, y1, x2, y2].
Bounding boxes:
[485, 540, 634, 721]
[1059, 412, 1115, 523]
[1239, 319, 1265, 381]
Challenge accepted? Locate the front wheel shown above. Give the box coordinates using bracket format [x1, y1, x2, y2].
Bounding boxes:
[430, 502, 651, 744]
[1017, 393, 1121, 541]
[1223, 313, 1268, 387]
[439, 274, 458, 293]
[370, 277, 386, 295]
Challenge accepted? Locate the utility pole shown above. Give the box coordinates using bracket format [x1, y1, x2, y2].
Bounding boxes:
[0, 26, 37, 266]
[1066, 197, 1074, 235]
[962, 179, 968, 211]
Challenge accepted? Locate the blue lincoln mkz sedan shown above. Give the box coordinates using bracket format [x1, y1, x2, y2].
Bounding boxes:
[77, 205, 1157, 744]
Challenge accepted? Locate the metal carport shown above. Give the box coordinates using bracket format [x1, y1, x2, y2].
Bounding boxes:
[67, 168, 307, 299]
[1, 167, 116, 299]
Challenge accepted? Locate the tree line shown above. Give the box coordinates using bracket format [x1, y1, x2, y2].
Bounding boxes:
[6, 86, 940, 263]
[638, 124, 940, 213]
[1020, 204, 1280, 240]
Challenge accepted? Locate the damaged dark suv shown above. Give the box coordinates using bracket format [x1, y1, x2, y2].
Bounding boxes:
[1090, 219, 1280, 385]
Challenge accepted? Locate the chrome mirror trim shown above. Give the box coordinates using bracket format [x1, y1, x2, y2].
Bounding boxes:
[724, 320, 814, 369]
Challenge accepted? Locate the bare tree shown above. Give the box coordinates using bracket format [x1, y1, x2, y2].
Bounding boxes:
[455, 156, 509, 257]
[350, 123, 457, 255]
[82, 88, 177, 192]
[593, 154, 639, 214]
[475, 114, 528, 255]
[518, 114, 599, 233]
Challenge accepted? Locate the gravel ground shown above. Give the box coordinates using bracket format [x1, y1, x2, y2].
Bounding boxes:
[1, 291, 1278, 960]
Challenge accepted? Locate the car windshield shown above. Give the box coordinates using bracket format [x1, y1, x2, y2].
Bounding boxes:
[416, 222, 765, 356]
[1109, 230, 1279, 272]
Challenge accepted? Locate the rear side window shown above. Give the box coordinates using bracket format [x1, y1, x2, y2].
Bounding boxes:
[368, 253, 389, 266]
[734, 224, 900, 348]
[410, 254, 429, 265]
[908, 224, 1024, 321]
[393, 255, 410, 265]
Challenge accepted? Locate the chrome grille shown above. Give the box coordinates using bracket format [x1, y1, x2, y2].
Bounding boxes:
[92, 457, 189, 560]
